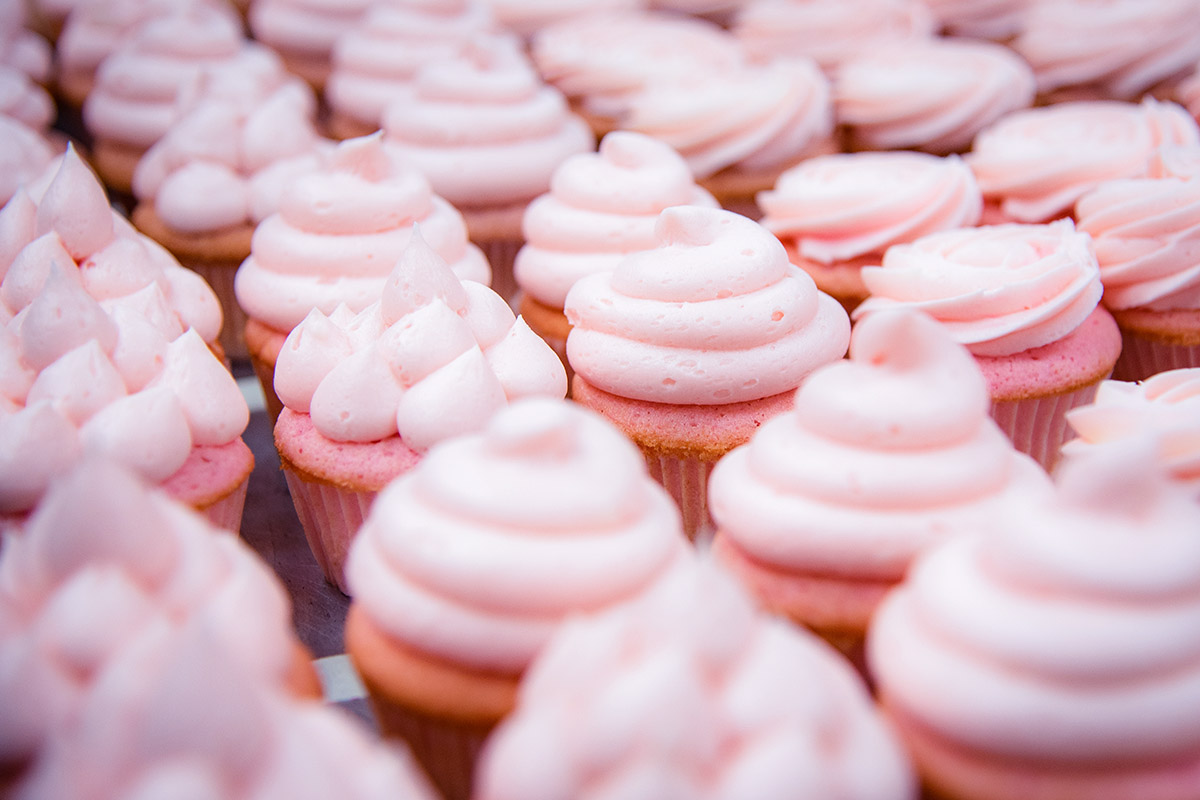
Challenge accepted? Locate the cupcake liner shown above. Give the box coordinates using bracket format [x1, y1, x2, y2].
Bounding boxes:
[195, 475, 250, 533]
[368, 699, 493, 800]
[249, 350, 285, 425]
[644, 452, 716, 544]
[184, 260, 248, 362]
[1112, 331, 1200, 382]
[478, 237, 523, 307]
[989, 382, 1102, 473]
[282, 468, 376, 594]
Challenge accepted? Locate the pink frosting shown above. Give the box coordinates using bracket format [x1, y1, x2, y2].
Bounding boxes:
[485, 0, 642, 38]
[0, 117, 54, 206]
[0, 458, 299, 770]
[476, 558, 917, 800]
[624, 56, 834, 180]
[1178, 64, 1200, 123]
[515, 131, 718, 309]
[327, 0, 496, 132]
[1063, 369, 1200, 492]
[1075, 171, 1200, 311]
[382, 35, 594, 210]
[835, 37, 1035, 154]
[921, 0, 1027, 39]
[234, 134, 492, 333]
[710, 310, 1052, 583]
[0, 0, 51, 84]
[733, 0, 936, 75]
[249, 0, 373, 71]
[759, 151, 982, 263]
[346, 397, 688, 674]
[868, 439, 1200, 766]
[1013, 0, 1200, 100]
[856, 220, 1104, 358]
[967, 98, 1200, 223]
[0, 65, 54, 132]
[274, 229, 565, 447]
[565, 206, 851, 405]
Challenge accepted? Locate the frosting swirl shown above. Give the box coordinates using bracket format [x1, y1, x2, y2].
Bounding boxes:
[0, 64, 53, 132]
[234, 134, 491, 333]
[856, 220, 1103, 357]
[346, 397, 688, 674]
[0, 0, 51, 85]
[515, 131, 718, 308]
[967, 98, 1200, 223]
[759, 151, 982, 263]
[921, 0, 1026, 39]
[835, 38, 1035, 154]
[0, 117, 54, 206]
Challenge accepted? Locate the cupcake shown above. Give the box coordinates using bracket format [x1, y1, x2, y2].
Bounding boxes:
[868, 438, 1200, 800]
[921, 0, 1027, 40]
[1074, 151, 1200, 380]
[0, 457, 320, 786]
[476, 557, 917, 800]
[234, 133, 491, 422]
[757, 150, 983, 313]
[272, 231, 566, 593]
[344, 396, 688, 800]
[709, 309, 1053, 670]
[248, 0, 373, 92]
[967, 98, 1200, 225]
[834, 37, 1035, 155]
[565, 205, 851, 538]
[514, 130, 718, 370]
[382, 34, 594, 302]
[854, 220, 1122, 470]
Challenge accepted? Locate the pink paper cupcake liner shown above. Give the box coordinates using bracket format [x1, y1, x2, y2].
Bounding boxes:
[1112, 332, 1200, 382]
[371, 702, 492, 800]
[282, 468, 376, 594]
[197, 476, 250, 533]
[644, 453, 716, 544]
[989, 382, 1102, 473]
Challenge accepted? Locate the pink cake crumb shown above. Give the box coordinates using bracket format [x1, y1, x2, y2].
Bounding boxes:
[273, 409, 422, 490]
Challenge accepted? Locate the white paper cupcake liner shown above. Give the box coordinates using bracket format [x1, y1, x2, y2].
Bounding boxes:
[370, 699, 492, 800]
[282, 468, 376, 595]
[1112, 331, 1200, 382]
[644, 452, 717, 544]
[989, 382, 1102, 473]
[196, 475, 250, 533]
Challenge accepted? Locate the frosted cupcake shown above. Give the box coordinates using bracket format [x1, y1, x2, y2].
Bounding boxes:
[248, 0, 372, 91]
[854, 220, 1122, 470]
[565, 206, 850, 538]
[476, 557, 917, 800]
[273, 232, 565, 593]
[345, 397, 688, 800]
[757, 151, 982, 312]
[868, 439, 1200, 800]
[234, 133, 491, 421]
[382, 34, 594, 302]
[710, 310, 1052, 669]
[515, 131, 718, 368]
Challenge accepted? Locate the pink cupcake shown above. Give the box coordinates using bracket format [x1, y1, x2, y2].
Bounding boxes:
[476, 557, 917, 800]
[565, 205, 850, 538]
[757, 150, 983, 313]
[248, 0, 372, 91]
[344, 397, 688, 800]
[854, 220, 1123, 471]
[868, 438, 1200, 800]
[272, 232, 566, 593]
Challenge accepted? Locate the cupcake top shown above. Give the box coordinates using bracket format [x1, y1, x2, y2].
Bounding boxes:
[733, 0, 936, 76]
[475, 558, 917, 800]
[1063, 369, 1200, 491]
[0, 116, 54, 207]
[855, 220, 1103, 358]
[274, 230, 565, 448]
[758, 151, 982, 264]
[1075, 156, 1200, 312]
[966, 98, 1200, 223]
[1012, 0, 1200, 101]
[133, 81, 328, 234]
[484, 0, 643, 39]
[0, 458, 300, 770]
[0, 64, 54, 132]
[711, 309, 1052, 586]
[12, 617, 436, 800]
[346, 397, 688, 676]
[515, 131, 719, 309]
[921, 0, 1027, 40]
[566, 206, 851, 405]
[868, 438, 1200, 768]
[234, 134, 491, 333]
[0, 0, 52, 84]
[835, 37, 1035, 155]
[382, 34, 594, 211]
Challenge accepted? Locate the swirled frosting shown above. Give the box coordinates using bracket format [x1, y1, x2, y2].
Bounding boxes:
[274, 230, 565, 446]
[868, 439, 1200, 774]
[856, 220, 1103, 357]
[835, 38, 1035, 154]
[733, 0, 936, 75]
[0, 65, 53, 131]
[0, 0, 51, 84]
[1012, 0, 1200, 101]
[0, 458, 300, 770]
[0, 116, 54, 206]
[759, 151, 982, 264]
[346, 397, 688, 675]
[566, 206, 850, 404]
[382, 35, 594, 210]
[967, 98, 1200, 223]
[476, 558, 916, 800]
[234, 133, 491, 333]
[711, 310, 1051, 591]
[515, 131, 718, 309]
[624, 56, 834, 180]
[484, 0, 642, 38]
[1063, 369, 1200, 491]
[921, 0, 1027, 39]
[1075, 170, 1200, 311]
